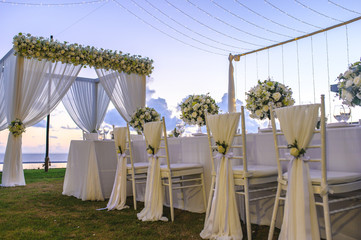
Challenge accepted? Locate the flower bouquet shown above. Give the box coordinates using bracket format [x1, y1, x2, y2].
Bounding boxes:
[179, 94, 219, 133]
[336, 60, 361, 107]
[8, 118, 26, 137]
[246, 78, 295, 121]
[129, 107, 160, 134]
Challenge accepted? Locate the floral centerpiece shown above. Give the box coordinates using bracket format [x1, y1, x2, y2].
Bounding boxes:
[336, 60, 361, 106]
[246, 78, 295, 120]
[129, 107, 160, 134]
[168, 123, 185, 138]
[8, 118, 26, 137]
[179, 94, 219, 127]
[13, 33, 154, 76]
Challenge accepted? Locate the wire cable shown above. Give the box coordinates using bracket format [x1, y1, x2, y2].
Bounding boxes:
[185, 0, 278, 43]
[233, 0, 307, 34]
[264, 0, 322, 29]
[112, 0, 227, 56]
[294, 0, 343, 22]
[210, 0, 293, 38]
[164, 0, 259, 48]
[0, 0, 107, 6]
[328, 0, 361, 15]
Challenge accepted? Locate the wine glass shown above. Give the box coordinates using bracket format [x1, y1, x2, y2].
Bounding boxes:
[333, 105, 344, 123]
[103, 126, 110, 140]
[341, 105, 351, 123]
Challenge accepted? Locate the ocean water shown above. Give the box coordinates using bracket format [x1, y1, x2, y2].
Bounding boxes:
[0, 153, 68, 164]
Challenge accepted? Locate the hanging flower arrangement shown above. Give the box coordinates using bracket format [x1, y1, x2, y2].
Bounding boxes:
[179, 94, 219, 126]
[336, 60, 361, 107]
[246, 78, 295, 120]
[12, 33, 154, 76]
[8, 118, 26, 137]
[129, 107, 161, 134]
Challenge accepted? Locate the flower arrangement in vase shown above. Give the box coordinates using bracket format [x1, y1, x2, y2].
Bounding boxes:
[129, 107, 160, 134]
[179, 94, 219, 134]
[246, 78, 295, 128]
[336, 60, 361, 107]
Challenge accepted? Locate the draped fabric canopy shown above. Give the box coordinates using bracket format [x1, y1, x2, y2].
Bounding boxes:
[1, 52, 82, 186]
[0, 60, 7, 131]
[96, 69, 146, 122]
[62, 77, 110, 133]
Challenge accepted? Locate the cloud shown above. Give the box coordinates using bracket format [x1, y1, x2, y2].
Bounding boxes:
[32, 120, 49, 128]
[147, 97, 179, 131]
[60, 125, 80, 130]
[217, 93, 259, 133]
[103, 108, 127, 127]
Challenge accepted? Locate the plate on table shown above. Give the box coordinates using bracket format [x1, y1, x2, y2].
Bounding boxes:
[326, 122, 358, 128]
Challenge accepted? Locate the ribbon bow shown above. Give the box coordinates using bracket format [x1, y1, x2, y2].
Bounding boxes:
[215, 152, 234, 160]
[119, 153, 127, 158]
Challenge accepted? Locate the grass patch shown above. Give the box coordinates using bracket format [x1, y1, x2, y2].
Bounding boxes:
[0, 169, 279, 239]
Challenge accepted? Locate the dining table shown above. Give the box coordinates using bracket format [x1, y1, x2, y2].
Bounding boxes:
[62, 125, 361, 239]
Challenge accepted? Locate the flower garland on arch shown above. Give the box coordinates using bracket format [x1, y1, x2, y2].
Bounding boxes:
[12, 33, 154, 76]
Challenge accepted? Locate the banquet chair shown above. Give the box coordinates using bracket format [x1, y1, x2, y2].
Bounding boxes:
[205, 107, 278, 240]
[158, 117, 207, 222]
[268, 95, 361, 240]
[124, 123, 149, 210]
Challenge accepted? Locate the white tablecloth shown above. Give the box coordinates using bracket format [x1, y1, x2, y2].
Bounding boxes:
[62, 140, 117, 201]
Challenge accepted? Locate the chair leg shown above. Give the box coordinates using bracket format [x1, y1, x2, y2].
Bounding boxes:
[322, 194, 332, 240]
[205, 175, 216, 220]
[131, 172, 137, 210]
[268, 183, 282, 240]
[168, 175, 174, 222]
[201, 173, 207, 212]
[179, 176, 185, 209]
[243, 179, 252, 240]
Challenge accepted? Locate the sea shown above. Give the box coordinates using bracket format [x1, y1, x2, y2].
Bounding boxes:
[0, 153, 68, 170]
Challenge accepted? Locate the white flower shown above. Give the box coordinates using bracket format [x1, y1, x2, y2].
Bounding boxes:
[262, 105, 269, 112]
[353, 76, 361, 86]
[255, 110, 262, 118]
[191, 112, 197, 118]
[344, 70, 352, 78]
[346, 79, 353, 88]
[272, 92, 281, 101]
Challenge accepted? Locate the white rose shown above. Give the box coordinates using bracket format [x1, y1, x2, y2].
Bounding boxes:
[344, 70, 352, 78]
[255, 109, 262, 118]
[192, 112, 197, 118]
[197, 116, 203, 123]
[353, 76, 361, 86]
[272, 92, 281, 101]
[346, 79, 353, 88]
[262, 105, 269, 112]
[346, 92, 354, 102]
[140, 114, 144, 119]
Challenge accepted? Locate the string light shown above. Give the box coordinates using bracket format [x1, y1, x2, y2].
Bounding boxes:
[325, 32, 332, 120]
[310, 37, 316, 103]
[164, 0, 258, 48]
[210, 0, 293, 38]
[233, 0, 307, 34]
[0, 0, 108, 7]
[142, 0, 241, 52]
[264, 0, 322, 29]
[345, 25, 350, 65]
[328, 0, 361, 15]
[281, 45, 285, 84]
[128, 0, 238, 53]
[185, 0, 278, 43]
[294, 0, 342, 22]
[112, 0, 227, 56]
[296, 41, 301, 103]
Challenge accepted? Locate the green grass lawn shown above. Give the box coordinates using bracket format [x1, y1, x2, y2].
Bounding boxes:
[0, 169, 279, 240]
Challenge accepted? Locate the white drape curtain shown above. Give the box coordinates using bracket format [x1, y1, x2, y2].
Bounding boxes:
[95, 69, 146, 122]
[201, 113, 242, 240]
[1, 55, 81, 187]
[62, 79, 110, 133]
[137, 121, 168, 222]
[0, 61, 7, 130]
[275, 104, 321, 240]
[106, 127, 129, 210]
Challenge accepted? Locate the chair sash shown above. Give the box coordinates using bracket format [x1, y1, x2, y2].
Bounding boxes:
[201, 112, 242, 240]
[275, 104, 320, 240]
[106, 127, 129, 210]
[137, 121, 167, 221]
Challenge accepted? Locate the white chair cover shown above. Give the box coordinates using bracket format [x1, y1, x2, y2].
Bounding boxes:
[95, 69, 146, 122]
[275, 104, 320, 240]
[62, 79, 110, 133]
[137, 121, 168, 221]
[106, 127, 129, 210]
[201, 112, 242, 240]
[2, 55, 81, 187]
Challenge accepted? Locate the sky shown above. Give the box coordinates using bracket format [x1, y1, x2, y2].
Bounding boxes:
[1, 0, 361, 154]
